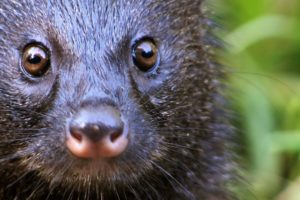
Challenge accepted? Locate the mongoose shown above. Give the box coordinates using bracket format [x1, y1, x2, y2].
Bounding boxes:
[0, 0, 234, 199]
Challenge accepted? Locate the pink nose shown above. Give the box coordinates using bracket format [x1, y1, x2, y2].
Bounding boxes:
[66, 106, 128, 159]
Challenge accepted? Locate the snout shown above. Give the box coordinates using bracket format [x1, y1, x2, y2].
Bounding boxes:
[66, 104, 129, 159]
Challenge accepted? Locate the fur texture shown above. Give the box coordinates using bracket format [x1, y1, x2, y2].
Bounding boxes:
[0, 0, 234, 199]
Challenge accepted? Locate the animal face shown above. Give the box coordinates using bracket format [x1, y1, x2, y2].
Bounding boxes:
[0, 0, 230, 199]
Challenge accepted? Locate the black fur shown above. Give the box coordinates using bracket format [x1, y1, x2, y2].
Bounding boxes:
[0, 0, 234, 199]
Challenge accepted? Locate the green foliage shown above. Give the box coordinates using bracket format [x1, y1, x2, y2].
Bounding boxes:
[212, 0, 300, 199]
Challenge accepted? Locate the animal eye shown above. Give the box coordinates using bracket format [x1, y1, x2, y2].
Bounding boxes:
[21, 43, 50, 77]
[132, 39, 159, 72]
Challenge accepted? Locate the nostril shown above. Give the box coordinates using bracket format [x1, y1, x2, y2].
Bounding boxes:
[110, 131, 122, 142]
[70, 131, 83, 142]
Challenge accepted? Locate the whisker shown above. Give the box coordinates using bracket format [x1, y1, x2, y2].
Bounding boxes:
[160, 141, 200, 151]
[149, 160, 192, 197]
[6, 170, 32, 189]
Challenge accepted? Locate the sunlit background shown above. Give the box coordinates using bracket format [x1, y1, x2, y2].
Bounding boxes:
[210, 0, 300, 199]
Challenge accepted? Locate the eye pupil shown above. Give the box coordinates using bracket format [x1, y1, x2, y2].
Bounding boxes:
[27, 55, 42, 64]
[139, 43, 154, 58]
[142, 50, 154, 58]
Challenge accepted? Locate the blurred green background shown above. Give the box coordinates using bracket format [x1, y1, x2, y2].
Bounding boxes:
[211, 0, 300, 199]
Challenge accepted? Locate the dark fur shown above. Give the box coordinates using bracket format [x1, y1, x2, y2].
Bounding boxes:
[0, 0, 234, 199]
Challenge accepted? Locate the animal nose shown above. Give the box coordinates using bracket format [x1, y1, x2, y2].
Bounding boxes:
[66, 106, 128, 159]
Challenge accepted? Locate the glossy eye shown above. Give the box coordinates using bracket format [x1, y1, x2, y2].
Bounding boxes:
[132, 39, 159, 72]
[22, 43, 50, 77]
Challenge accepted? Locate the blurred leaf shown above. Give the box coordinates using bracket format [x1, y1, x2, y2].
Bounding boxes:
[225, 15, 297, 54]
[214, 0, 300, 199]
[276, 176, 300, 200]
[272, 132, 300, 152]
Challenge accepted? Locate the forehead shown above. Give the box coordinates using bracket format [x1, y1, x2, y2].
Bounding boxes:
[47, 0, 191, 37]
[1, 0, 201, 31]
[0, 0, 203, 54]
[48, 1, 149, 48]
